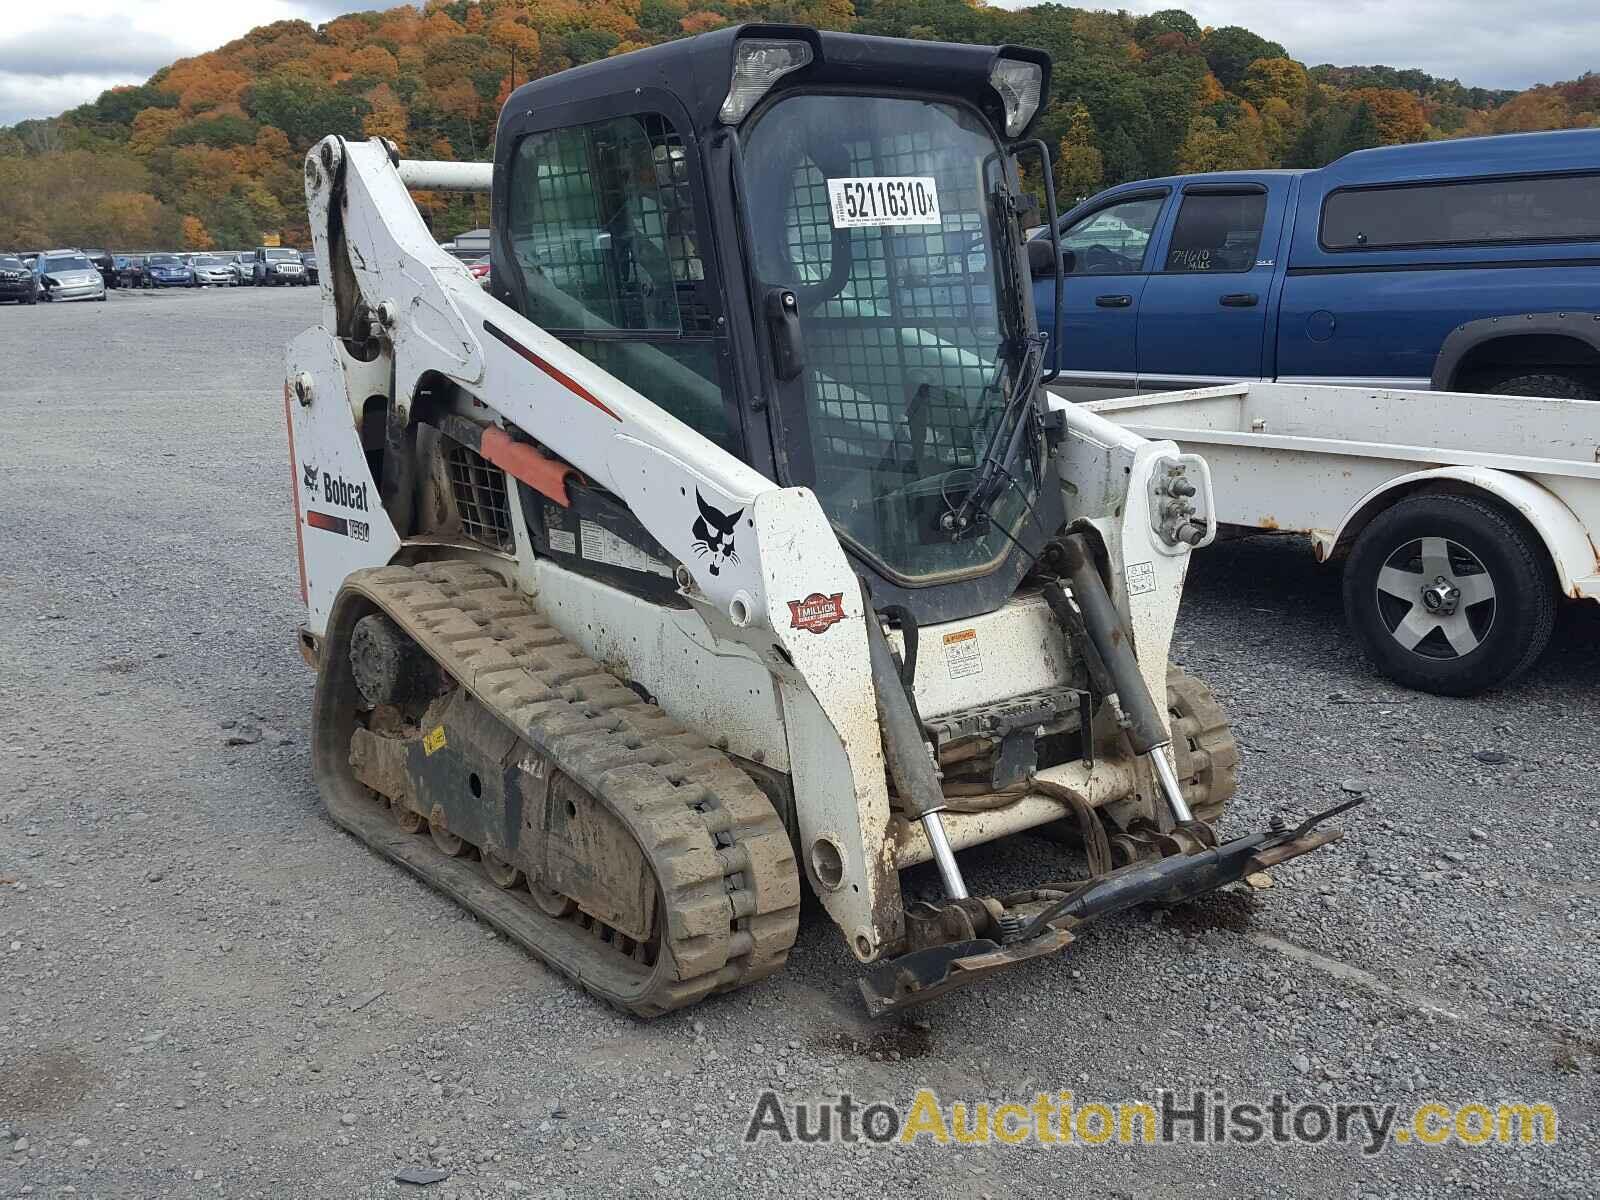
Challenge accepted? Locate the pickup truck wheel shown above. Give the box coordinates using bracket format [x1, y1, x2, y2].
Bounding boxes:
[1343, 493, 1556, 696]
[1486, 372, 1598, 402]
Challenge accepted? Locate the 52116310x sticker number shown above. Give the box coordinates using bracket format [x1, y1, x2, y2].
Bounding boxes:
[827, 176, 942, 229]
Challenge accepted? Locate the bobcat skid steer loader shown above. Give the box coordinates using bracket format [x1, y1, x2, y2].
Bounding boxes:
[285, 25, 1355, 1017]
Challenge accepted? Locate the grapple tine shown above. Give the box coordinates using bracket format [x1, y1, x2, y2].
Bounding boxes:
[858, 931, 1075, 1019]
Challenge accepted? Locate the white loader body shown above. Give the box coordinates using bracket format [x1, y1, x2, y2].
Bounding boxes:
[286, 140, 1200, 960]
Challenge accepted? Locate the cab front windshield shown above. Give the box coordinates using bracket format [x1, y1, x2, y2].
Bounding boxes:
[743, 93, 1036, 582]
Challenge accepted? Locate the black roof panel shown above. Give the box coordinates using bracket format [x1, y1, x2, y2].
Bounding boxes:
[497, 23, 1050, 142]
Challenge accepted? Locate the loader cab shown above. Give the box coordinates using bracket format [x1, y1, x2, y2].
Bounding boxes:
[493, 25, 1062, 624]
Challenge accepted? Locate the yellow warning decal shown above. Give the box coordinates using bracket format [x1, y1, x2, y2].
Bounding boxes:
[423, 725, 448, 755]
[942, 627, 982, 680]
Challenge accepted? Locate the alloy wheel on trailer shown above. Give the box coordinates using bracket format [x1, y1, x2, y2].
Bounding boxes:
[1343, 493, 1557, 696]
[1373, 536, 1496, 660]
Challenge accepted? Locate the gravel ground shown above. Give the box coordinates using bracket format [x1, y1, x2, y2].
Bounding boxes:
[0, 286, 1595, 1199]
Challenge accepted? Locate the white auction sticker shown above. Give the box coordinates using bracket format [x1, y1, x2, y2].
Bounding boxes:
[827, 176, 941, 229]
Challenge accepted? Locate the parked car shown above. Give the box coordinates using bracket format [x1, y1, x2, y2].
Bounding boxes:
[300, 251, 319, 285]
[33, 250, 106, 302]
[0, 254, 39, 304]
[226, 252, 253, 285]
[82, 248, 118, 289]
[189, 253, 236, 287]
[114, 255, 149, 288]
[252, 246, 307, 286]
[1033, 128, 1600, 403]
[145, 253, 194, 288]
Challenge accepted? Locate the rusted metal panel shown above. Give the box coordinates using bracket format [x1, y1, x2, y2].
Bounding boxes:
[541, 772, 656, 944]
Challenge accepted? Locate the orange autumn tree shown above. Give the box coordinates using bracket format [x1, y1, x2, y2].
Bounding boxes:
[181, 214, 215, 249]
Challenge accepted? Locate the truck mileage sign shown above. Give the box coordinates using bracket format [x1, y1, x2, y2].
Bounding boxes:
[827, 176, 941, 229]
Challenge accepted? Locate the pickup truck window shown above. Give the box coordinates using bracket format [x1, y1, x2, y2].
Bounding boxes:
[1322, 172, 1600, 250]
[1059, 196, 1164, 274]
[1164, 192, 1266, 273]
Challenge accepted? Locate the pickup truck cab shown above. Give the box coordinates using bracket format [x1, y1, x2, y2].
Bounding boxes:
[1036, 129, 1600, 403]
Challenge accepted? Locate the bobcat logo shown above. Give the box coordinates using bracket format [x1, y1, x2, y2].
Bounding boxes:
[691, 490, 743, 577]
[301, 461, 319, 494]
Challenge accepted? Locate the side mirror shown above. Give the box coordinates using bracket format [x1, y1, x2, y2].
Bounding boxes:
[1027, 239, 1074, 278]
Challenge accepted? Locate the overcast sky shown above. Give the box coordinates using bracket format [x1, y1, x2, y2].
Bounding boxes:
[1, 0, 1595, 127]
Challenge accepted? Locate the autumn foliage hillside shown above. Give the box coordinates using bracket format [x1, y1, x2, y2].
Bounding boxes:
[0, 0, 1594, 251]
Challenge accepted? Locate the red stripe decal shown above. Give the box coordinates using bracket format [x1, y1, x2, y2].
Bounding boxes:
[484, 320, 621, 422]
[283, 383, 309, 603]
[306, 510, 349, 535]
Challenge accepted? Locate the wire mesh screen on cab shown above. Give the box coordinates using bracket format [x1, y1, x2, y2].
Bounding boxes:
[744, 93, 1028, 580]
[784, 135, 999, 477]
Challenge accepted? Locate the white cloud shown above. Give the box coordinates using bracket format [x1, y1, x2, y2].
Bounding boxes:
[0, 0, 405, 125]
[1005, 0, 1599, 90]
[0, 72, 145, 127]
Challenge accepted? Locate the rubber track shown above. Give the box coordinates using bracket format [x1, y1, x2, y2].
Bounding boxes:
[339, 561, 800, 1016]
[1166, 665, 1239, 824]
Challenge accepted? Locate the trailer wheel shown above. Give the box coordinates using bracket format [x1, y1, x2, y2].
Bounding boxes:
[1342, 493, 1556, 696]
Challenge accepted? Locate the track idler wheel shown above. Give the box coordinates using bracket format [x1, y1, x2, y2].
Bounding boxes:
[1165, 665, 1240, 825]
[429, 819, 469, 857]
[481, 848, 523, 889]
[391, 799, 424, 833]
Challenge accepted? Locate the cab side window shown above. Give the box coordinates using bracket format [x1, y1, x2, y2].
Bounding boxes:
[1164, 192, 1267, 273]
[1058, 196, 1165, 275]
[507, 113, 736, 453]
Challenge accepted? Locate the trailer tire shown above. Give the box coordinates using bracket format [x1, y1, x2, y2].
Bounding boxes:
[1342, 493, 1556, 696]
[1485, 372, 1598, 402]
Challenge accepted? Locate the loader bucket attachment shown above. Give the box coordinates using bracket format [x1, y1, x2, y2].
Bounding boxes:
[858, 798, 1363, 1017]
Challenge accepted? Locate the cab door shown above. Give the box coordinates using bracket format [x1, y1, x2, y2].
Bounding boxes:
[1036, 189, 1170, 403]
[1135, 180, 1287, 390]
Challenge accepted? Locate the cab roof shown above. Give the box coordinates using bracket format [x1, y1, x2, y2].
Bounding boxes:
[497, 23, 1050, 142]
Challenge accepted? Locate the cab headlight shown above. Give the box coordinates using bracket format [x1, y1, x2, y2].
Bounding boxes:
[990, 58, 1043, 138]
[719, 38, 812, 125]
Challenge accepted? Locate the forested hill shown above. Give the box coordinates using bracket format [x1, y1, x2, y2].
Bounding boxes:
[1, 0, 1595, 250]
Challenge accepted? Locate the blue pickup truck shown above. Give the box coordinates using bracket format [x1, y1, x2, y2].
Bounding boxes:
[1034, 128, 1600, 404]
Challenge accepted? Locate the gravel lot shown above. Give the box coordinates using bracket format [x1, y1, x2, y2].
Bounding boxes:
[1, 285, 1596, 1198]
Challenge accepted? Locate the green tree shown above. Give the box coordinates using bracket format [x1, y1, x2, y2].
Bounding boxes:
[244, 74, 370, 147]
[1339, 101, 1382, 155]
[1132, 9, 1201, 44]
[170, 113, 259, 149]
[1201, 26, 1286, 90]
[1239, 57, 1309, 110]
[1052, 101, 1103, 203]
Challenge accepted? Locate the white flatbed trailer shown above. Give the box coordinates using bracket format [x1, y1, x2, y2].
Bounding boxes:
[1080, 381, 1600, 695]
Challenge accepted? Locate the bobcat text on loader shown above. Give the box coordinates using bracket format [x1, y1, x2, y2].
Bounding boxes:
[286, 24, 1356, 1017]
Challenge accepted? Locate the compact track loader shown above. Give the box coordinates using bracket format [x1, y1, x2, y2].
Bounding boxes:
[286, 25, 1354, 1016]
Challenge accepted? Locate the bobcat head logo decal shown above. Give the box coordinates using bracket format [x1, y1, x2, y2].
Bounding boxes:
[691, 490, 743, 577]
[302, 461, 319, 494]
